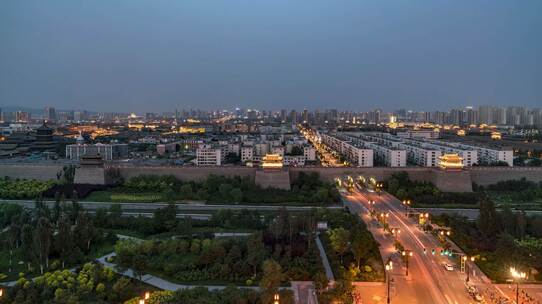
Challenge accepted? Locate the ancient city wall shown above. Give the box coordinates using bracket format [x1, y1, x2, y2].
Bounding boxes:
[114, 165, 257, 182]
[469, 167, 542, 186]
[0, 163, 64, 181]
[1, 163, 541, 192]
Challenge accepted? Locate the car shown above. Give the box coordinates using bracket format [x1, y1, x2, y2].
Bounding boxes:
[444, 263, 454, 271]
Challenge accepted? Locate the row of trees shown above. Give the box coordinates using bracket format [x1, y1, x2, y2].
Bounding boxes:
[1, 196, 112, 278]
[475, 178, 542, 204]
[436, 198, 542, 281]
[114, 207, 327, 284]
[318, 209, 383, 282]
[386, 171, 479, 206]
[114, 172, 340, 204]
[124, 282, 294, 304]
[1, 263, 150, 304]
[0, 177, 56, 200]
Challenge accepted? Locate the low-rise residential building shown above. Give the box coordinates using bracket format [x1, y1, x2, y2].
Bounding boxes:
[319, 133, 374, 167]
[196, 144, 224, 166]
[66, 143, 128, 161]
[303, 146, 316, 161]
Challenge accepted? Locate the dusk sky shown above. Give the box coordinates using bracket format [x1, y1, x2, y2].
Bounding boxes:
[1, 1, 541, 112]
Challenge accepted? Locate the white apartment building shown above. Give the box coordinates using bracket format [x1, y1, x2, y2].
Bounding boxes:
[271, 146, 285, 156]
[432, 140, 513, 166]
[283, 155, 306, 166]
[66, 143, 128, 161]
[241, 146, 254, 162]
[319, 133, 373, 167]
[402, 138, 478, 167]
[303, 146, 316, 161]
[254, 143, 270, 156]
[366, 142, 406, 167]
[196, 144, 224, 166]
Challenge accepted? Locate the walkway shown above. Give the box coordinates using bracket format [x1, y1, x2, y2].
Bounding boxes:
[315, 235, 334, 282]
[96, 251, 263, 291]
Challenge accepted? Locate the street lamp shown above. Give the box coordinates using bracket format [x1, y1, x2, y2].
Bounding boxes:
[462, 256, 475, 282]
[390, 228, 401, 238]
[402, 250, 413, 276]
[510, 267, 527, 304]
[385, 259, 393, 304]
[0, 288, 3, 297]
[379, 212, 390, 226]
[274, 293, 280, 304]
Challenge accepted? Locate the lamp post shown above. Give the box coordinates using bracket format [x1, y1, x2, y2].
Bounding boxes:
[385, 259, 393, 304]
[418, 213, 429, 226]
[462, 256, 476, 282]
[402, 200, 411, 216]
[510, 267, 526, 304]
[368, 200, 376, 215]
[402, 250, 413, 276]
[379, 212, 389, 224]
[390, 228, 401, 239]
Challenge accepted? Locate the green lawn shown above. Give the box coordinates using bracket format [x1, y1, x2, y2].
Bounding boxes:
[84, 191, 164, 203]
[488, 192, 542, 210]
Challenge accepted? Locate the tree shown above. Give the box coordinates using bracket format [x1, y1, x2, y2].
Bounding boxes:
[6, 221, 20, 272]
[313, 272, 329, 295]
[62, 165, 76, 184]
[351, 234, 371, 269]
[329, 228, 350, 264]
[21, 224, 34, 270]
[179, 184, 193, 199]
[56, 215, 73, 268]
[153, 202, 177, 231]
[230, 188, 243, 202]
[260, 259, 284, 303]
[33, 217, 53, 274]
[247, 232, 267, 278]
[478, 196, 499, 240]
[515, 210, 526, 240]
[74, 212, 96, 252]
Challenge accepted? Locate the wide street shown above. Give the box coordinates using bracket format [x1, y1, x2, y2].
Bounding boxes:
[344, 187, 498, 304]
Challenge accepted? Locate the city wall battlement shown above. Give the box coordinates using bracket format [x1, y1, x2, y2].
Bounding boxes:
[1, 163, 542, 192]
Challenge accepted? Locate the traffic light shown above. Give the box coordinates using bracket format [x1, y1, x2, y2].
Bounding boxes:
[431, 249, 435, 255]
[423, 248, 426, 254]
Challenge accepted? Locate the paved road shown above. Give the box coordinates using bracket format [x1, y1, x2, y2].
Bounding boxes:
[1, 199, 341, 212]
[345, 189, 498, 304]
[414, 207, 542, 221]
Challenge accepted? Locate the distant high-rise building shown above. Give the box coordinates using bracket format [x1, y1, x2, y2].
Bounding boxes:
[43, 107, 57, 122]
[280, 109, 287, 122]
[289, 110, 297, 123]
[302, 109, 309, 123]
[478, 105, 494, 124]
[15, 111, 30, 122]
[465, 107, 478, 125]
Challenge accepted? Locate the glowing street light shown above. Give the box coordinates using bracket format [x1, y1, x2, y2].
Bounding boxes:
[402, 250, 413, 276]
[144, 292, 150, 300]
[385, 259, 393, 304]
[379, 212, 390, 224]
[390, 227, 401, 238]
[274, 293, 280, 304]
[462, 256, 476, 282]
[510, 267, 527, 304]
